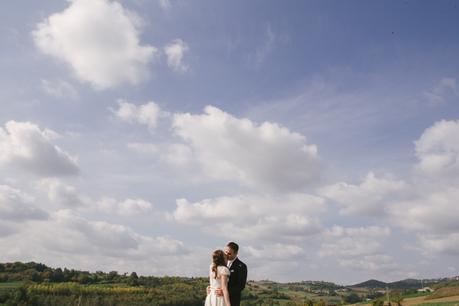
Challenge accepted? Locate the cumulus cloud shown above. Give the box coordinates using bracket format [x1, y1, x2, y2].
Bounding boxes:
[164, 39, 189, 73]
[385, 119, 459, 256]
[173, 106, 320, 191]
[417, 233, 459, 256]
[114, 101, 162, 130]
[0, 121, 79, 177]
[172, 193, 325, 242]
[53, 210, 139, 251]
[246, 243, 304, 260]
[127, 142, 194, 169]
[415, 119, 459, 178]
[39, 179, 154, 216]
[338, 254, 396, 272]
[390, 187, 459, 235]
[319, 226, 391, 258]
[319, 172, 406, 216]
[0, 185, 48, 222]
[33, 0, 157, 89]
[96, 197, 153, 216]
[127, 142, 158, 154]
[39, 178, 88, 208]
[319, 226, 395, 272]
[0, 209, 188, 272]
[161, 143, 194, 167]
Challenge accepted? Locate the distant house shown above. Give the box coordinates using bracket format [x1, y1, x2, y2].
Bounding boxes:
[417, 287, 434, 293]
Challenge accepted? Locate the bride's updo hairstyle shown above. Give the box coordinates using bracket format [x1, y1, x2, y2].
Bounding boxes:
[211, 249, 226, 279]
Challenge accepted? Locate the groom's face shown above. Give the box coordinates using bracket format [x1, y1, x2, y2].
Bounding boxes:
[224, 246, 237, 261]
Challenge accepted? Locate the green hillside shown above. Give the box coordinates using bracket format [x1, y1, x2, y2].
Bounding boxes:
[0, 262, 457, 306]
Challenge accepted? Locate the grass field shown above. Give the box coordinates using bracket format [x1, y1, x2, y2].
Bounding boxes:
[402, 295, 459, 306]
[0, 281, 24, 291]
[427, 287, 459, 300]
[354, 295, 459, 306]
[418, 302, 459, 306]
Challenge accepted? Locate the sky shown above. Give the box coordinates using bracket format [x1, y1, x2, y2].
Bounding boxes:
[1, 0, 459, 285]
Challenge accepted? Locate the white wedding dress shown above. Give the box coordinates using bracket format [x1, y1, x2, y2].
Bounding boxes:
[204, 265, 230, 306]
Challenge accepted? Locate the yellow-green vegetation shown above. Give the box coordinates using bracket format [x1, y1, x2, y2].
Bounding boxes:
[426, 287, 459, 300]
[0, 282, 24, 289]
[418, 302, 459, 306]
[1, 261, 458, 306]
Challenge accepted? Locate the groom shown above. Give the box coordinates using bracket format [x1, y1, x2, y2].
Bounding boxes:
[224, 241, 248, 306]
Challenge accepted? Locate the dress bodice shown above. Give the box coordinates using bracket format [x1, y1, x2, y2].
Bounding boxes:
[209, 265, 230, 289]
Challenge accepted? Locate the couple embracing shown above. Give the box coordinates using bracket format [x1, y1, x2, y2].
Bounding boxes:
[205, 242, 248, 306]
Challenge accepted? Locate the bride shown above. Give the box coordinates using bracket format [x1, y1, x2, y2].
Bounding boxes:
[205, 249, 231, 306]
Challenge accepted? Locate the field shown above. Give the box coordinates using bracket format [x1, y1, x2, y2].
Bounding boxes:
[244, 281, 343, 305]
[404, 295, 459, 306]
[356, 295, 459, 306]
[1, 262, 458, 306]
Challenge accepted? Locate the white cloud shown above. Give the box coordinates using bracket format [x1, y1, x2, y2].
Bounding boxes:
[39, 179, 154, 216]
[0, 121, 79, 177]
[0, 185, 48, 222]
[385, 119, 459, 256]
[417, 233, 459, 256]
[127, 142, 193, 168]
[390, 187, 459, 235]
[114, 101, 161, 130]
[53, 210, 139, 251]
[0, 223, 16, 237]
[96, 197, 153, 216]
[415, 119, 459, 178]
[254, 25, 275, 65]
[319, 172, 406, 216]
[319, 225, 391, 258]
[172, 106, 320, 191]
[246, 243, 304, 260]
[41, 79, 78, 99]
[161, 143, 194, 167]
[127, 142, 158, 154]
[422, 77, 458, 105]
[172, 193, 325, 243]
[33, 0, 157, 89]
[158, 0, 172, 10]
[164, 39, 189, 73]
[0, 209, 188, 274]
[39, 178, 88, 208]
[338, 254, 396, 272]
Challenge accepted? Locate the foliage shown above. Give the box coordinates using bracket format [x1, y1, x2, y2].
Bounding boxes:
[372, 298, 384, 306]
[343, 292, 363, 304]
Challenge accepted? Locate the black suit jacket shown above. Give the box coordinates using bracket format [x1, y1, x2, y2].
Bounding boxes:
[228, 258, 247, 306]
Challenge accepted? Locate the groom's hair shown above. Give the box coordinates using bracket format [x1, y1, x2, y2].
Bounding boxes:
[226, 242, 239, 253]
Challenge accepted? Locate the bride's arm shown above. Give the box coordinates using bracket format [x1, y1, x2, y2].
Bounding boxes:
[220, 274, 231, 306]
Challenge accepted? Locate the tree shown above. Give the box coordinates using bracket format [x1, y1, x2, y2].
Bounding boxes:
[128, 272, 139, 286]
[344, 292, 362, 304]
[372, 299, 384, 306]
[390, 293, 404, 306]
[314, 299, 327, 306]
[304, 298, 314, 306]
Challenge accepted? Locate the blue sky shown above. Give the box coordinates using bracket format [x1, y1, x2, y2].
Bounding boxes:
[1, 0, 459, 284]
